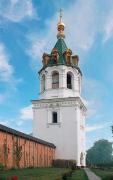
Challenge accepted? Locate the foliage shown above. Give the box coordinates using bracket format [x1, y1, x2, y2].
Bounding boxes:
[0, 163, 5, 171]
[0, 168, 70, 180]
[71, 169, 88, 180]
[53, 159, 76, 168]
[92, 168, 113, 180]
[86, 139, 113, 166]
[3, 139, 10, 167]
[0, 168, 88, 180]
[62, 170, 73, 180]
[13, 139, 22, 168]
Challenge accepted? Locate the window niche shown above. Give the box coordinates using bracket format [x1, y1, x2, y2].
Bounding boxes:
[52, 71, 59, 89]
[52, 112, 58, 123]
[67, 72, 73, 89]
[41, 74, 45, 92]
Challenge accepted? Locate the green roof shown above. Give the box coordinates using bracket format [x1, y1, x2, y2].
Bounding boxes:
[39, 37, 82, 76]
[54, 38, 67, 58]
[48, 38, 67, 65]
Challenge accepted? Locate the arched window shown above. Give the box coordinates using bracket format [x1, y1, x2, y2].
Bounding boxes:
[67, 72, 73, 89]
[41, 74, 45, 92]
[52, 71, 59, 89]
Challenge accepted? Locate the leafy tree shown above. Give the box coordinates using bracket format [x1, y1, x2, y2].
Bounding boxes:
[86, 139, 113, 166]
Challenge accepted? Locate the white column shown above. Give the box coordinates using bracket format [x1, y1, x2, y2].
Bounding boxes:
[82, 113, 86, 166]
[75, 105, 81, 166]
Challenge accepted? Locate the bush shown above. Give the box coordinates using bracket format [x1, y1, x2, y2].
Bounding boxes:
[53, 159, 76, 168]
[62, 170, 73, 180]
[0, 163, 5, 171]
[11, 176, 18, 180]
[0, 176, 7, 180]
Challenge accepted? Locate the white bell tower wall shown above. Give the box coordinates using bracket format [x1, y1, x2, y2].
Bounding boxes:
[39, 65, 81, 99]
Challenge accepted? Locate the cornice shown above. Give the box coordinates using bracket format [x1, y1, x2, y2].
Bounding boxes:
[32, 97, 87, 111]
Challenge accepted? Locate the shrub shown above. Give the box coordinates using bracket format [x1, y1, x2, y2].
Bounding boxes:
[62, 170, 73, 180]
[0, 163, 5, 171]
[53, 159, 76, 168]
[11, 176, 18, 180]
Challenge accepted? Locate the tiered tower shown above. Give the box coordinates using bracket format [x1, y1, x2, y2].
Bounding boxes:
[32, 11, 86, 166]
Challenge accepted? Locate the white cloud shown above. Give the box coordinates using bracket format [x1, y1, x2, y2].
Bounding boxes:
[27, 0, 113, 65]
[0, 0, 36, 22]
[27, 39, 47, 63]
[20, 105, 33, 121]
[0, 43, 14, 82]
[103, 10, 113, 42]
[86, 123, 108, 132]
[64, 0, 96, 52]
[0, 120, 9, 126]
[27, 0, 97, 63]
[82, 78, 108, 121]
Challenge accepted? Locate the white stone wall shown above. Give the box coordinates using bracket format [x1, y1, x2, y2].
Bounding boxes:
[32, 97, 86, 166]
[32, 64, 86, 167]
[39, 65, 81, 99]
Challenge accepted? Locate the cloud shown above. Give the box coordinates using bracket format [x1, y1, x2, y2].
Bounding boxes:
[27, 0, 97, 64]
[86, 123, 109, 132]
[19, 105, 33, 121]
[64, 0, 96, 52]
[82, 78, 108, 121]
[27, 0, 113, 66]
[103, 9, 113, 42]
[27, 38, 47, 64]
[0, 120, 9, 126]
[0, 43, 14, 82]
[0, 0, 37, 22]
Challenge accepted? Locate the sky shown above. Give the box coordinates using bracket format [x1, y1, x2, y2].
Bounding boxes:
[0, 0, 113, 149]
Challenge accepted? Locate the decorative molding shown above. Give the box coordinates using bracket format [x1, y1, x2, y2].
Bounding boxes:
[32, 97, 87, 112]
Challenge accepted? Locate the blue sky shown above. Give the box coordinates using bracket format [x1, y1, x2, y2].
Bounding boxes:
[0, 0, 113, 149]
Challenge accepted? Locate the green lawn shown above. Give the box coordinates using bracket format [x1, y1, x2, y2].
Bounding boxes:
[0, 168, 69, 180]
[71, 169, 88, 180]
[0, 168, 88, 180]
[92, 168, 113, 180]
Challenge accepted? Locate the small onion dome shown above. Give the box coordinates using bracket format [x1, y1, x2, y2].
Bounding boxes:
[52, 48, 58, 53]
[51, 48, 59, 62]
[65, 48, 72, 55]
[57, 22, 65, 39]
[57, 22, 65, 31]
[72, 55, 79, 66]
[42, 53, 50, 66]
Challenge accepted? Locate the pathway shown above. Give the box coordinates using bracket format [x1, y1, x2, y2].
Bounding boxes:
[84, 168, 101, 180]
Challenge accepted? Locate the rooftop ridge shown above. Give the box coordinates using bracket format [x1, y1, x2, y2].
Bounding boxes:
[0, 124, 56, 148]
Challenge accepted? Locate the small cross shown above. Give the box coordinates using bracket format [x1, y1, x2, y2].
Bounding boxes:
[59, 9, 63, 22]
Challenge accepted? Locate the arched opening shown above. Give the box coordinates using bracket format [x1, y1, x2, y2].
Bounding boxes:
[52, 71, 59, 89]
[67, 72, 73, 89]
[41, 74, 45, 92]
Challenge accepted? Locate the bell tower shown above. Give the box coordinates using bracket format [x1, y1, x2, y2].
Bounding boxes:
[32, 10, 87, 167]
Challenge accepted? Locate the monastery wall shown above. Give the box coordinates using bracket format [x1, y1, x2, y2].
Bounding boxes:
[0, 124, 55, 169]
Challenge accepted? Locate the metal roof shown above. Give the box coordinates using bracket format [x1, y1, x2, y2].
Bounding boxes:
[0, 124, 56, 148]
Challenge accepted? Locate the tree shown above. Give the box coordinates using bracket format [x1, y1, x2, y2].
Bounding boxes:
[86, 139, 113, 166]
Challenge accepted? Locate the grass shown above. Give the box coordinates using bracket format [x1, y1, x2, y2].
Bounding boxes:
[0, 168, 88, 180]
[0, 168, 70, 180]
[71, 169, 88, 180]
[92, 168, 113, 180]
